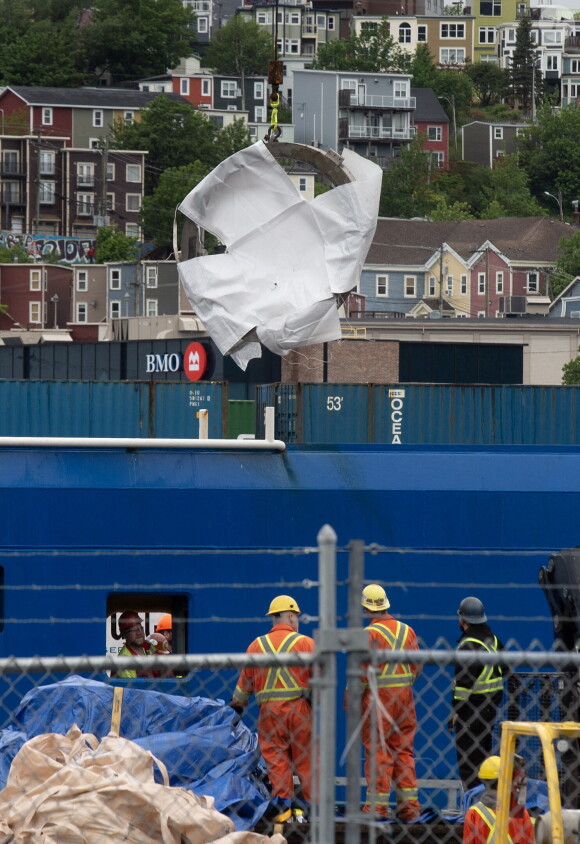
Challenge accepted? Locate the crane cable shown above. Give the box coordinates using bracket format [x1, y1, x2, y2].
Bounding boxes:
[264, 0, 283, 142]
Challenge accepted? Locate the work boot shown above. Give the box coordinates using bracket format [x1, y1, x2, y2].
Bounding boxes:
[292, 808, 308, 823]
[271, 797, 292, 824]
[396, 801, 421, 822]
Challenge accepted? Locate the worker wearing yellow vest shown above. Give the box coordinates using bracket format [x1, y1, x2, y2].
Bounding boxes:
[450, 597, 505, 791]
[360, 584, 422, 822]
[463, 754, 534, 844]
[231, 595, 314, 823]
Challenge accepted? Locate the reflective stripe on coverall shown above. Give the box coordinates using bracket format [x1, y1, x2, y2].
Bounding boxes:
[463, 801, 535, 844]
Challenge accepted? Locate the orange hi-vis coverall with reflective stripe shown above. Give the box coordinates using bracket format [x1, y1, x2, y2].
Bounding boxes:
[463, 800, 535, 844]
[362, 614, 421, 819]
[232, 624, 314, 802]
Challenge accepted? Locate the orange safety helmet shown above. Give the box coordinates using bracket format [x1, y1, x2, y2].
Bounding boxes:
[155, 613, 173, 632]
[118, 610, 143, 635]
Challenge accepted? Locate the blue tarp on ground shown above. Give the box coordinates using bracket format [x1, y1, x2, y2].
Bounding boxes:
[0, 676, 270, 830]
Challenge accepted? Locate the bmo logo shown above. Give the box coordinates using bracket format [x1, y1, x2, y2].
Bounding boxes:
[183, 342, 207, 382]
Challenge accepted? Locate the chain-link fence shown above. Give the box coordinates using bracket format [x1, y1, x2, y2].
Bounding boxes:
[0, 528, 577, 842]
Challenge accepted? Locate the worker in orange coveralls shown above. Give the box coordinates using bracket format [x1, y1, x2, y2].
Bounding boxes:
[230, 595, 314, 824]
[361, 584, 422, 822]
[463, 755, 534, 844]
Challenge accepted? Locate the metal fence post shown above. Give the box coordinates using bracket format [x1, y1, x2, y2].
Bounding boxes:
[345, 539, 365, 844]
[312, 523, 337, 844]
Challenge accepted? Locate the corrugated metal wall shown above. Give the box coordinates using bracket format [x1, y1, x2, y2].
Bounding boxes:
[0, 382, 226, 438]
[256, 383, 580, 445]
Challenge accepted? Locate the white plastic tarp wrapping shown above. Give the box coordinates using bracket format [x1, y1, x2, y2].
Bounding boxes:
[177, 142, 382, 370]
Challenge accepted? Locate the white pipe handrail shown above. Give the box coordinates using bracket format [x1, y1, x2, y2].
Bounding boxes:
[0, 436, 286, 452]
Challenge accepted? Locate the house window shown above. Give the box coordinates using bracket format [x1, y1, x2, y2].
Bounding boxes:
[543, 30, 561, 45]
[39, 151, 55, 175]
[77, 163, 94, 186]
[254, 81, 264, 99]
[478, 273, 486, 294]
[145, 266, 158, 288]
[3, 182, 19, 203]
[479, 26, 496, 43]
[106, 192, 115, 211]
[197, 17, 208, 32]
[480, 0, 501, 13]
[496, 271, 504, 293]
[515, 127, 526, 137]
[76, 270, 88, 292]
[404, 275, 416, 297]
[285, 39, 299, 53]
[126, 164, 142, 182]
[93, 109, 103, 128]
[441, 22, 465, 37]
[77, 302, 88, 323]
[546, 55, 558, 71]
[328, 16, 335, 30]
[257, 11, 271, 24]
[29, 302, 42, 323]
[460, 275, 467, 294]
[446, 275, 453, 295]
[254, 106, 265, 122]
[109, 269, 121, 290]
[126, 194, 141, 212]
[201, 79, 211, 96]
[30, 269, 42, 291]
[221, 80, 237, 98]
[493, 127, 503, 139]
[110, 301, 121, 319]
[428, 126, 442, 141]
[376, 274, 388, 296]
[39, 181, 55, 204]
[76, 193, 94, 216]
[394, 81, 408, 98]
[106, 163, 115, 181]
[477, 310, 486, 317]
[527, 272, 539, 293]
[571, 59, 580, 73]
[440, 48, 465, 64]
[298, 177, 307, 192]
[180, 78, 190, 95]
[428, 275, 436, 296]
[317, 14, 326, 28]
[126, 223, 141, 239]
[290, 12, 300, 24]
[146, 298, 158, 317]
[42, 108, 53, 126]
[124, 111, 134, 124]
[417, 25, 427, 42]
[398, 22, 411, 43]
[431, 151, 444, 166]
[2, 151, 18, 174]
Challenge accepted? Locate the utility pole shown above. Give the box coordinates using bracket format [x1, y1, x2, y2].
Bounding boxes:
[485, 246, 490, 318]
[439, 243, 444, 317]
[35, 128, 41, 235]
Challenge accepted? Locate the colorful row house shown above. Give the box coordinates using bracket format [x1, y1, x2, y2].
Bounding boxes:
[358, 217, 572, 319]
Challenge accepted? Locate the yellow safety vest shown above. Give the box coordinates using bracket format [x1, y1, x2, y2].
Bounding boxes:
[255, 632, 309, 704]
[470, 802, 514, 844]
[453, 635, 503, 701]
[365, 621, 416, 689]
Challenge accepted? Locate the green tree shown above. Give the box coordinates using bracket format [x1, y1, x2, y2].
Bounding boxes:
[467, 63, 509, 106]
[110, 97, 219, 192]
[551, 231, 580, 297]
[379, 135, 441, 217]
[95, 226, 138, 262]
[0, 19, 81, 86]
[410, 44, 439, 89]
[312, 21, 411, 73]
[517, 103, 580, 215]
[429, 199, 475, 220]
[205, 16, 272, 77]
[0, 244, 33, 263]
[510, 17, 541, 114]
[213, 118, 253, 162]
[479, 156, 545, 218]
[141, 162, 212, 249]
[444, 2, 463, 13]
[562, 347, 580, 384]
[81, 0, 195, 83]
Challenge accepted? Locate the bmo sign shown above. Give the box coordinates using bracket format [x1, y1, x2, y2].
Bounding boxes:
[144, 342, 208, 381]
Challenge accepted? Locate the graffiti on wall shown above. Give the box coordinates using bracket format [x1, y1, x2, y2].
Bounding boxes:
[0, 233, 96, 264]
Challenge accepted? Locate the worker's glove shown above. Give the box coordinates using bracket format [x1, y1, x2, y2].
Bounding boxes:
[229, 702, 244, 716]
[447, 713, 458, 733]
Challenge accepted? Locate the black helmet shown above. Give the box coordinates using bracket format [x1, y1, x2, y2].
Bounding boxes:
[458, 596, 487, 624]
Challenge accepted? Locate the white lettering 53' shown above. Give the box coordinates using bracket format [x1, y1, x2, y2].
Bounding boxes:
[326, 396, 343, 411]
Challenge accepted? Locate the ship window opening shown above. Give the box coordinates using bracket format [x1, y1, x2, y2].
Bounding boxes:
[106, 593, 188, 656]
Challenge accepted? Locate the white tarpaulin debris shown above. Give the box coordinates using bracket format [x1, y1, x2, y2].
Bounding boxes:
[177, 143, 382, 370]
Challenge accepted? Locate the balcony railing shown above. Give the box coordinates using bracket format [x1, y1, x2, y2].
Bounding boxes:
[565, 35, 580, 51]
[339, 90, 416, 110]
[345, 125, 411, 140]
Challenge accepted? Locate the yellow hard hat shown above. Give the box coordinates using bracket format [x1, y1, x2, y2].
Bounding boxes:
[265, 595, 301, 616]
[478, 756, 502, 780]
[361, 584, 390, 612]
